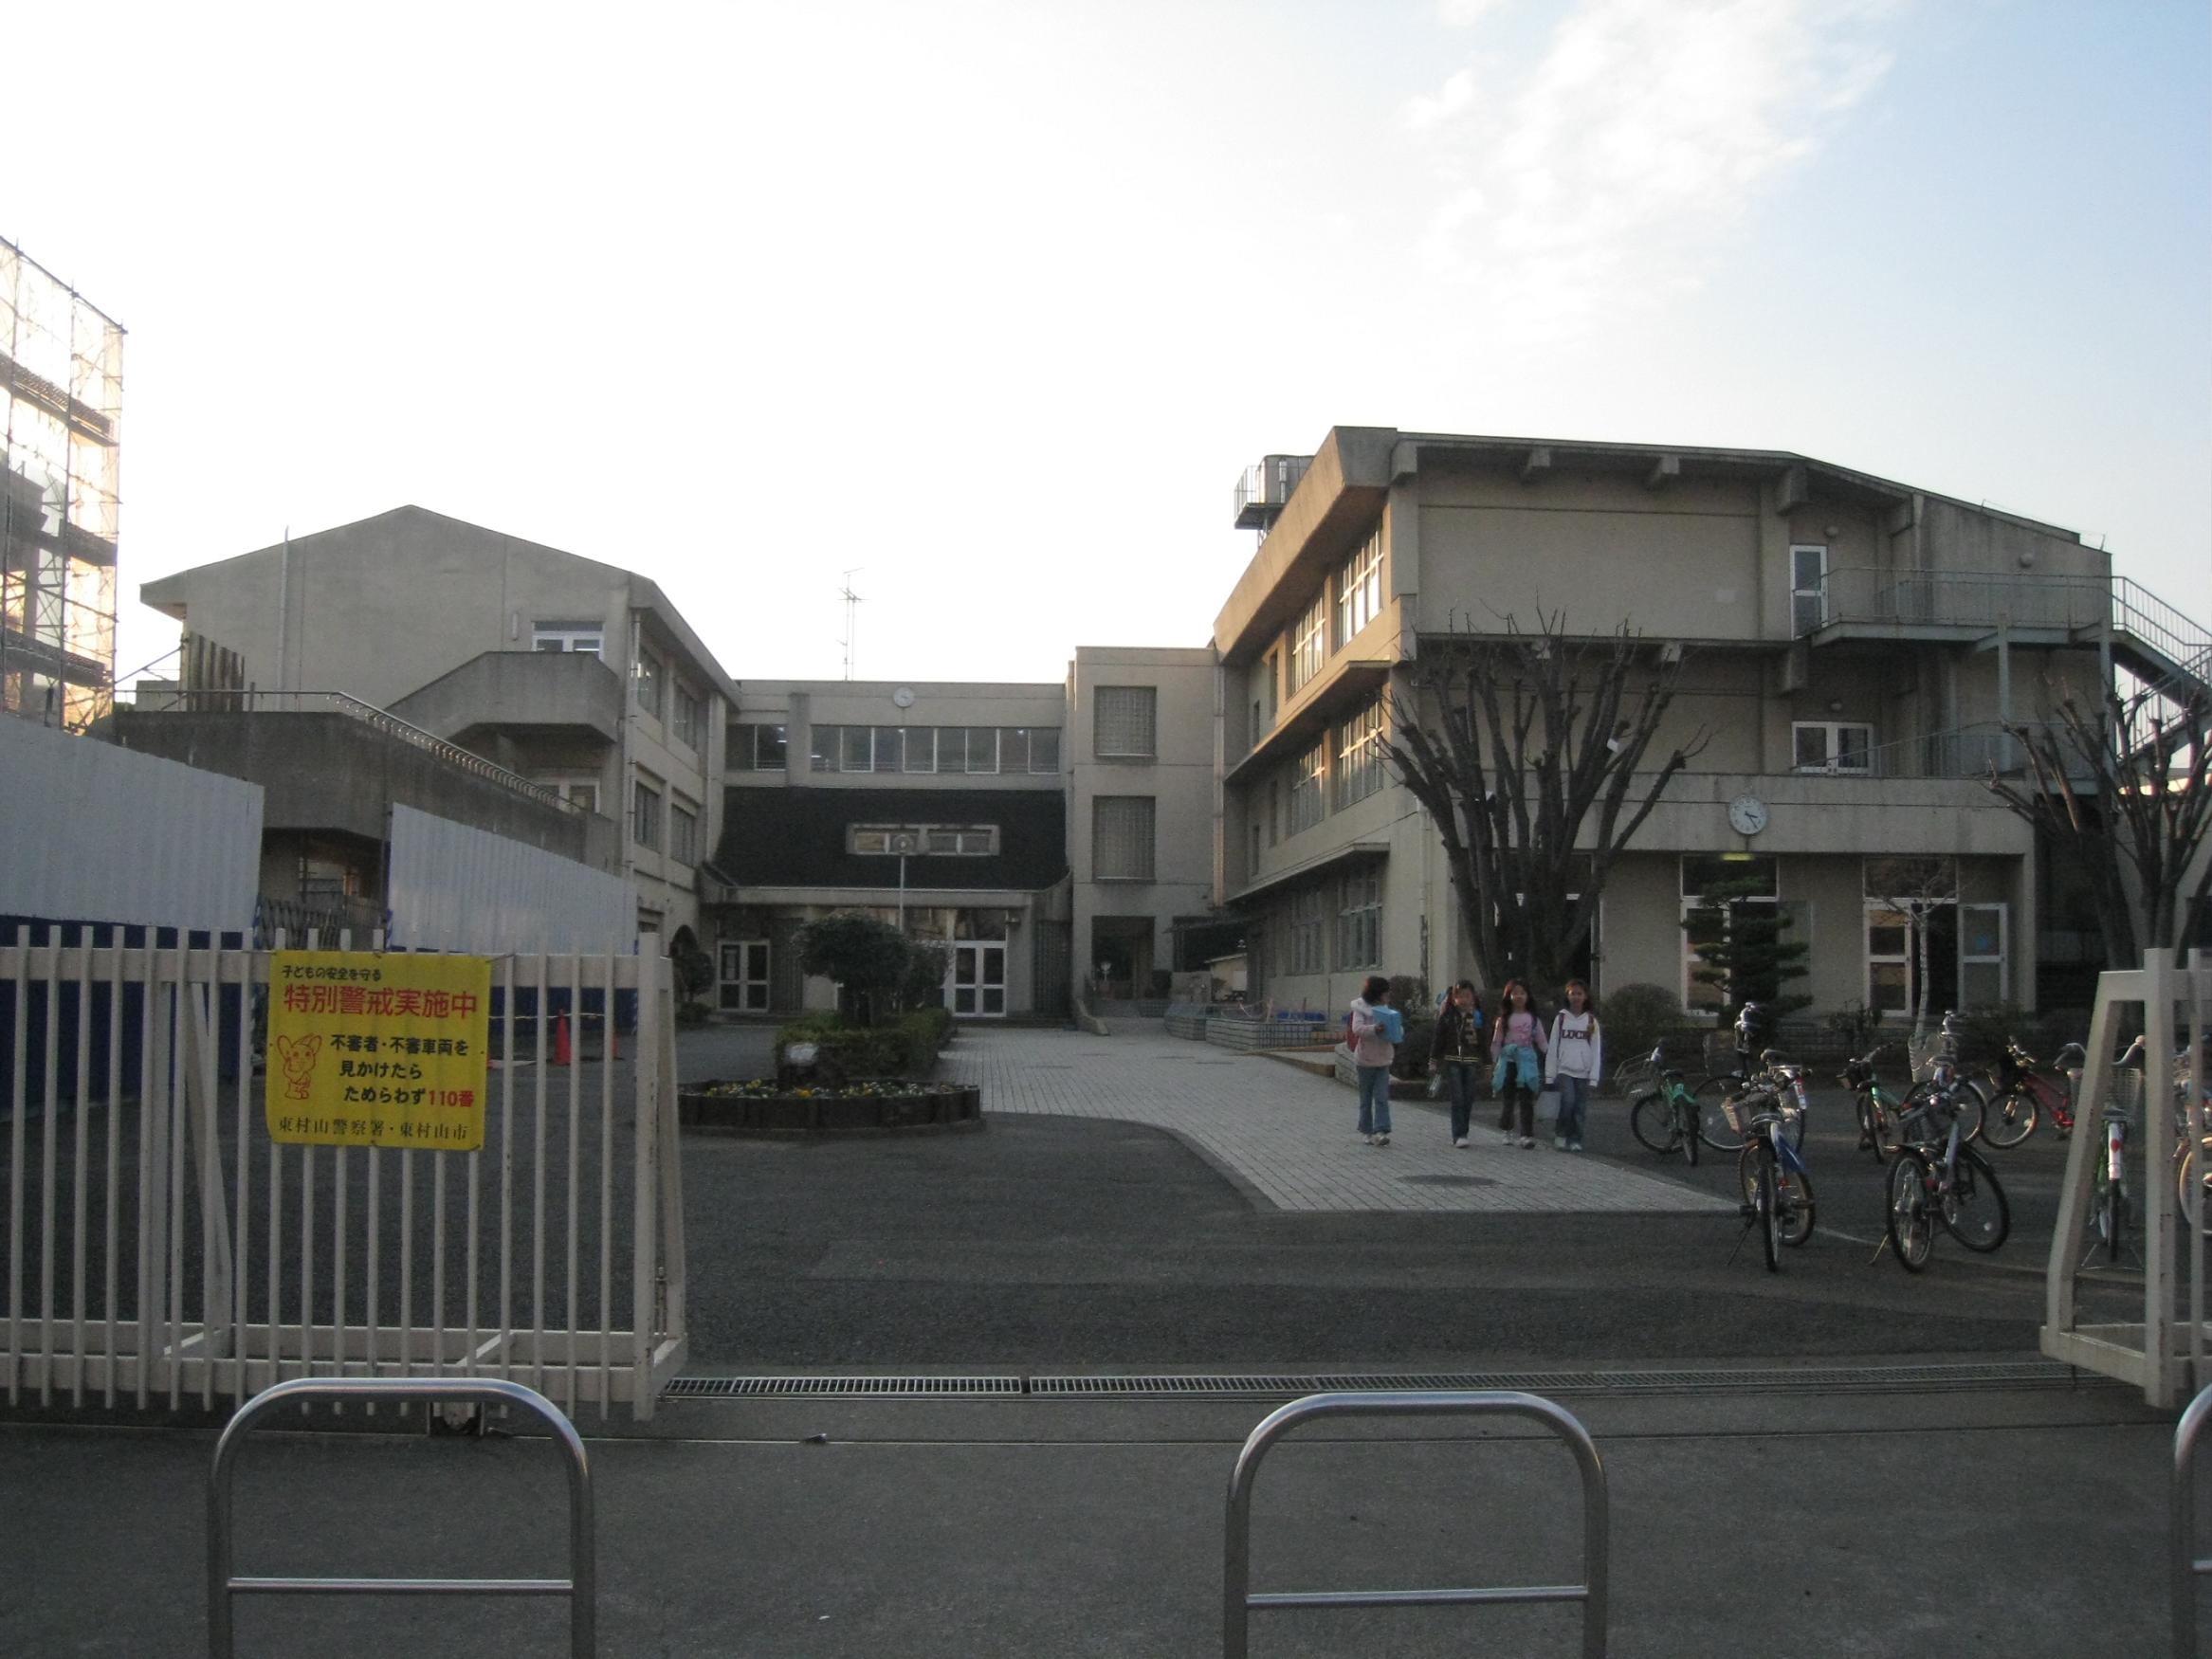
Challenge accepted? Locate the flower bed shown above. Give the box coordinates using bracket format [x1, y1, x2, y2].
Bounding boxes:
[678, 1078, 982, 1136]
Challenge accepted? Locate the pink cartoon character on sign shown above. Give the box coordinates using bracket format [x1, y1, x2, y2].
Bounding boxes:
[274, 1033, 323, 1101]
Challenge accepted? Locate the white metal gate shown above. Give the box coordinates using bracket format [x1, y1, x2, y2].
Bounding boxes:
[0, 931, 686, 1419]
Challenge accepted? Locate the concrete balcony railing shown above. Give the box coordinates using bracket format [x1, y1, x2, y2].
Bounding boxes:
[391, 648, 625, 747]
[1805, 568, 2111, 636]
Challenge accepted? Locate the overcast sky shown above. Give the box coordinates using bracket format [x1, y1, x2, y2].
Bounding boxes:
[8, 0, 2207, 690]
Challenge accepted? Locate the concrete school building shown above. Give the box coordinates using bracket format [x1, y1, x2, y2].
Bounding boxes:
[1213, 427, 2207, 1023]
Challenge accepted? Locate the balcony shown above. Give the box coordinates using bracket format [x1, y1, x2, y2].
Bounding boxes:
[1801, 567, 2110, 642]
[390, 648, 625, 749]
[1232, 454, 1313, 532]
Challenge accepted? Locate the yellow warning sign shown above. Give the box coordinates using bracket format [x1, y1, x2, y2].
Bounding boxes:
[265, 951, 492, 1150]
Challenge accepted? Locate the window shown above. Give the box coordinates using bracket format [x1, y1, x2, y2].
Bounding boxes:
[670, 682, 704, 751]
[1792, 720, 1873, 775]
[1289, 886, 1327, 975]
[903, 727, 936, 773]
[1093, 795, 1157, 882]
[1289, 592, 1327, 691]
[1791, 545, 1829, 635]
[1029, 728, 1061, 772]
[538, 775, 599, 813]
[842, 724, 873, 772]
[632, 776, 663, 849]
[1095, 686, 1158, 758]
[850, 824, 999, 856]
[719, 939, 770, 1012]
[1001, 727, 1033, 773]
[1288, 739, 1327, 834]
[634, 650, 664, 718]
[532, 622, 603, 655]
[963, 726, 998, 774]
[734, 722, 788, 771]
[806, 724, 1056, 775]
[1334, 699, 1386, 809]
[669, 799, 699, 866]
[935, 727, 969, 772]
[1268, 777, 1280, 847]
[1335, 527, 1383, 647]
[1336, 866, 1381, 968]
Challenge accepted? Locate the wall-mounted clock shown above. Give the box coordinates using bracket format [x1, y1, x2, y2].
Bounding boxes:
[1728, 794, 1770, 836]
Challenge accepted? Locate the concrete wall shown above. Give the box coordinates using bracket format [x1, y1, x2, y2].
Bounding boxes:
[1067, 646, 1218, 987]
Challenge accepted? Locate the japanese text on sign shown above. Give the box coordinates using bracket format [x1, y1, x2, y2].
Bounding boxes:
[266, 951, 492, 1151]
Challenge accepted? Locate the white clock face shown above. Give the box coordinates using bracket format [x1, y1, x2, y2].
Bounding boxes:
[891, 687, 916, 708]
[1728, 794, 1769, 836]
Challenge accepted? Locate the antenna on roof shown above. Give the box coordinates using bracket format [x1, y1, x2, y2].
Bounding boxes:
[839, 569, 864, 681]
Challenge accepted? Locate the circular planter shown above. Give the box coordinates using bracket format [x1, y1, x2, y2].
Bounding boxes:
[679, 1081, 982, 1137]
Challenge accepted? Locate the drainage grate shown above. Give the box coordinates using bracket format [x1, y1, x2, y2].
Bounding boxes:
[665, 1376, 1024, 1399]
[665, 1358, 2094, 1401]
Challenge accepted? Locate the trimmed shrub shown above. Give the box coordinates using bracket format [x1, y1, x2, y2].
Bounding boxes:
[771, 1010, 947, 1085]
[1602, 982, 1684, 1066]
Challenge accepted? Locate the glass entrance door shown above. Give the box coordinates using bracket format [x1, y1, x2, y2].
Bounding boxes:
[949, 941, 1007, 1018]
[719, 939, 770, 1012]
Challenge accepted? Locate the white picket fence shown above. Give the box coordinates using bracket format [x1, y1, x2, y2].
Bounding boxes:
[0, 932, 686, 1419]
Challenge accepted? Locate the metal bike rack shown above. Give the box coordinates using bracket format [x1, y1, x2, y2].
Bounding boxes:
[2175, 1381, 2212, 1658]
[1223, 1390, 1607, 1658]
[209, 1376, 594, 1658]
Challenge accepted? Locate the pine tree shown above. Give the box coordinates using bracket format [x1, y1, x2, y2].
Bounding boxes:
[1682, 876, 1811, 1023]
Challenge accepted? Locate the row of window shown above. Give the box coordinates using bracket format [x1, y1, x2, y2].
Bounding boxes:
[631, 775, 700, 866]
[809, 725, 1063, 775]
[1255, 696, 1388, 866]
[1274, 866, 1382, 975]
[848, 824, 1000, 857]
[534, 622, 707, 755]
[1284, 524, 1387, 698]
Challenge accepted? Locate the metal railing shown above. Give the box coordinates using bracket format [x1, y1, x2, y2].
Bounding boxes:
[2176, 1382, 2212, 1657]
[1808, 568, 2110, 634]
[208, 1376, 594, 1658]
[0, 934, 688, 1420]
[1233, 454, 1311, 525]
[1223, 1390, 1608, 1658]
[2117, 578, 2212, 686]
[125, 687, 581, 814]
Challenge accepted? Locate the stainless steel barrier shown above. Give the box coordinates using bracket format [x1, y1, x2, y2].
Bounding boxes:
[1223, 1390, 1607, 1658]
[208, 1376, 594, 1658]
[2176, 1381, 2212, 1659]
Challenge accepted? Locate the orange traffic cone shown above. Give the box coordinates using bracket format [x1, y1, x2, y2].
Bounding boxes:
[553, 1012, 572, 1066]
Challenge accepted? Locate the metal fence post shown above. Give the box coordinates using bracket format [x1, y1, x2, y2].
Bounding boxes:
[2176, 1382, 2212, 1659]
[1224, 1390, 1606, 1658]
[209, 1375, 594, 1657]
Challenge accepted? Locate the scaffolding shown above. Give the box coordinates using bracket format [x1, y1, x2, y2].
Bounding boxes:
[1, 237, 123, 733]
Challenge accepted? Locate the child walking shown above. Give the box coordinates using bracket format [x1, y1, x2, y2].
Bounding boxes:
[1347, 975, 1399, 1147]
[1546, 979, 1602, 1152]
[1426, 981, 1486, 1148]
[1490, 979, 1546, 1149]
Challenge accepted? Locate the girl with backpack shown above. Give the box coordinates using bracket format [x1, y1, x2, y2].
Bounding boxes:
[1545, 978, 1602, 1152]
[1490, 978, 1545, 1148]
[1347, 975, 1399, 1146]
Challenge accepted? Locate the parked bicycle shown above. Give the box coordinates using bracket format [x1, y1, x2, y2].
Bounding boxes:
[1840, 1044, 1908, 1163]
[1884, 1069, 2010, 1271]
[1696, 1003, 1804, 1154]
[1628, 1045, 1707, 1166]
[2093, 1034, 2212, 1263]
[1724, 1061, 1817, 1272]
[1901, 1011, 1987, 1145]
[1977, 1036, 2085, 1149]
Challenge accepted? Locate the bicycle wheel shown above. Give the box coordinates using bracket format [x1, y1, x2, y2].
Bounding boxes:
[1630, 1091, 1678, 1156]
[2178, 1139, 2212, 1239]
[2093, 1152, 2125, 1264]
[1953, 1079, 1988, 1144]
[1696, 1073, 1747, 1152]
[1942, 1147, 2010, 1253]
[1856, 1094, 1893, 1164]
[1761, 1150, 1778, 1283]
[1979, 1086, 2038, 1150]
[1886, 1151, 1934, 1272]
[1776, 1162, 1817, 1248]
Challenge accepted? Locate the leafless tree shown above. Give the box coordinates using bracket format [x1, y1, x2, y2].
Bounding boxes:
[1384, 610, 1708, 994]
[1984, 678, 2212, 970]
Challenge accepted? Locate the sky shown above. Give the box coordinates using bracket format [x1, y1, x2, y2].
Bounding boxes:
[7, 0, 2207, 691]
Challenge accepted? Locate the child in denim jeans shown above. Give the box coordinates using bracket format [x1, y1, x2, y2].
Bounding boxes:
[1490, 979, 1546, 1148]
[1545, 979, 1602, 1152]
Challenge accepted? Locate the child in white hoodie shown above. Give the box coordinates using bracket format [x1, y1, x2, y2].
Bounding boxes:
[1545, 979, 1602, 1152]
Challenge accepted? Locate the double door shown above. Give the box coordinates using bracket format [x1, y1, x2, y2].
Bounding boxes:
[948, 940, 1006, 1018]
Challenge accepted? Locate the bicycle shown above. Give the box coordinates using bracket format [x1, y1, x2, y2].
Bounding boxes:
[1724, 1065, 1817, 1272]
[1900, 1011, 1987, 1146]
[1884, 1075, 2010, 1271]
[1839, 1044, 1908, 1164]
[1628, 1044, 1706, 1166]
[1694, 1003, 1804, 1154]
[2095, 1035, 2212, 1263]
[1977, 1036, 2085, 1150]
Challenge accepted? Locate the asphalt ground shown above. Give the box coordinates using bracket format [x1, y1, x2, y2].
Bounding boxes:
[677, 1046, 2140, 1375]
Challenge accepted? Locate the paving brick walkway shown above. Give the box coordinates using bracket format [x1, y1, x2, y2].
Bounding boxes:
[941, 1024, 1731, 1216]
